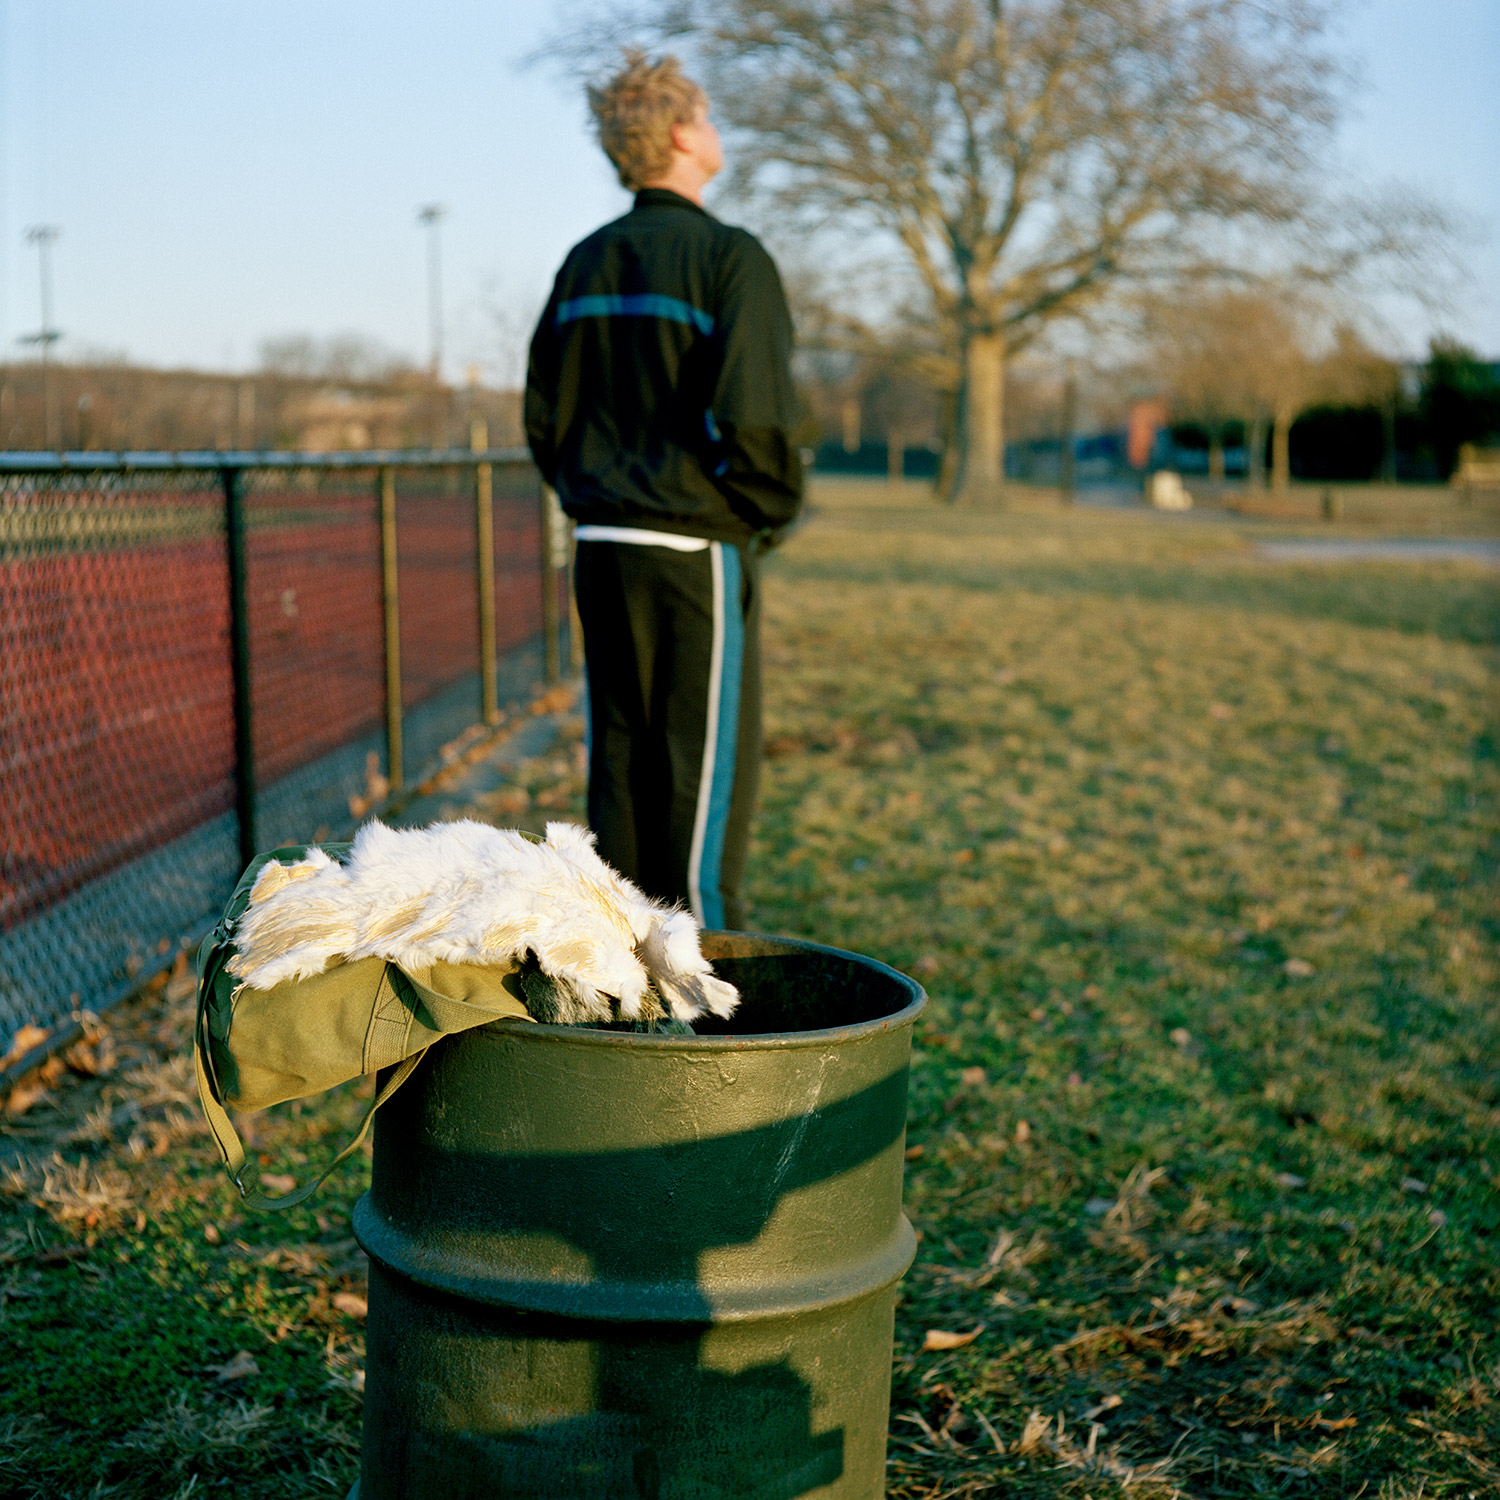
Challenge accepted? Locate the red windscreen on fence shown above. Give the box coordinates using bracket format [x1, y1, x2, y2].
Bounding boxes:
[1, 460, 550, 932]
[244, 479, 385, 784]
[397, 475, 481, 711]
[493, 467, 546, 652]
[0, 476, 236, 929]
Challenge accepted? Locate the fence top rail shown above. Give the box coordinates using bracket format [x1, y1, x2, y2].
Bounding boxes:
[0, 447, 533, 475]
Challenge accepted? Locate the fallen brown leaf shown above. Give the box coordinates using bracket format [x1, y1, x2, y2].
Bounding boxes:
[761, 734, 806, 759]
[922, 1326, 983, 1352]
[259, 1173, 297, 1195]
[63, 1035, 115, 1077]
[332, 1292, 368, 1319]
[4, 1078, 52, 1118]
[1, 1023, 50, 1071]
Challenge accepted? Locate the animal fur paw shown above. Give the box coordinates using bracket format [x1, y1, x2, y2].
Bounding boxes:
[637, 908, 740, 1022]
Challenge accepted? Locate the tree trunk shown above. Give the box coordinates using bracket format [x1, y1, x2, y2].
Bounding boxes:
[841, 398, 861, 454]
[1208, 429, 1225, 481]
[935, 388, 961, 502]
[887, 427, 903, 486]
[1247, 416, 1267, 490]
[1271, 406, 1292, 493]
[957, 333, 1005, 503]
[1059, 374, 1077, 503]
[1380, 396, 1397, 482]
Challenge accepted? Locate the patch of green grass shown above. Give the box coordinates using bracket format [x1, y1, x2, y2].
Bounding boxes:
[2, 493, 1494, 1497]
[1, 1059, 371, 1497]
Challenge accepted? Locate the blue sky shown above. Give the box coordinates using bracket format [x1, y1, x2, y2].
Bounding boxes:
[1, 0, 1496, 376]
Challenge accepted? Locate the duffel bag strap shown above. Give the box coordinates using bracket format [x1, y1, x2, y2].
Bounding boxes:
[193, 1029, 425, 1212]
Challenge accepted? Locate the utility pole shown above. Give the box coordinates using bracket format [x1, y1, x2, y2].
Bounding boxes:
[417, 204, 446, 382]
[21, 225, 62, 449]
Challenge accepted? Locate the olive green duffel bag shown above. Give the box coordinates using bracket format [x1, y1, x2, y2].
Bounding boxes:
[194, 844, 534, 1211]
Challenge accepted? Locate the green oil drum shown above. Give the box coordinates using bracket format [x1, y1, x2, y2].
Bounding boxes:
[351, 932, 925, 1499]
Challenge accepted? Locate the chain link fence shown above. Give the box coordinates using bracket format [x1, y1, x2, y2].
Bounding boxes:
[0, 449, 567, 1074]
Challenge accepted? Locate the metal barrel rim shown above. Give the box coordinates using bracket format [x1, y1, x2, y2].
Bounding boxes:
[354, 1201, 917, 1324]
[493, 932, 925, 1052]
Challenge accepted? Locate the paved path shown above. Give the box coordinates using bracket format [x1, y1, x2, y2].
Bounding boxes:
[1252, 538, 1500, 566]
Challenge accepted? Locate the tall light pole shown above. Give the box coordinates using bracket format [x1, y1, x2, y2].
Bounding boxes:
[21, 225, 62, 449]
[417, 204, 446, 383]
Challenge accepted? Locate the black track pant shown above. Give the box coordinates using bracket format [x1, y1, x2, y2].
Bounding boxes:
[573, 534, 760, 930]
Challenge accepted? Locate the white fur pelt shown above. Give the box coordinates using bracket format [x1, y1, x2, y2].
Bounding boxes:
[227, 819, 739, 1026]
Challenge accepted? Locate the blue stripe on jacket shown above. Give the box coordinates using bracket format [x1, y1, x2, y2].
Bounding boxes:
[697, 545, 743, 930]
[556, 293, 716, 337]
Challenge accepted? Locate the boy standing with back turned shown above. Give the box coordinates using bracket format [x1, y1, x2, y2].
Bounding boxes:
[525, 52, 803, 930]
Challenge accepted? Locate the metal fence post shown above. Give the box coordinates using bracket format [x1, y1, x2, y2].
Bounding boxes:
[379, 464, 404, 792]
[540, 483, 561, 685]
[471, 422, 499, 724]
[222, 465, 257, 868]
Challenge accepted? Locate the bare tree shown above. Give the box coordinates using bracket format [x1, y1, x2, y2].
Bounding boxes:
[1239, 293, 1326, 492]
[1152, 284, 1401, 489]
[257, 332, 413, 383]
[558, 0, 1355, 500]
[1149, 292, 1261, 481]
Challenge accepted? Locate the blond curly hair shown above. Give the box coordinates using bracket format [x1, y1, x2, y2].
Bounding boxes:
[588, 50, 707, 192]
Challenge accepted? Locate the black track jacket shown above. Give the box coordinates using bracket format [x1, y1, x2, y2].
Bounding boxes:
[525, 188, 803, 549]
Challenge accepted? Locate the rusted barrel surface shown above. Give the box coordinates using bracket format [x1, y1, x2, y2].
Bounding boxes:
[353, 932, 925, 1500]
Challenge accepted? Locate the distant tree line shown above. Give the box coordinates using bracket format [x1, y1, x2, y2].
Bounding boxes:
[796, 332, 1500, 488]
[1159, 334, 1500, 485]
[0, 353, 521, 454]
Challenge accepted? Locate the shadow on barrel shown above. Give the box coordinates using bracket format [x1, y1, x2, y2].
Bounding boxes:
[354, 934, 925, 1500]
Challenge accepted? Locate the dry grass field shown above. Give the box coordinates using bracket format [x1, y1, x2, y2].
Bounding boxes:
[1, 479, 1496, 1498]
[754, 483, 1498, 1496]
